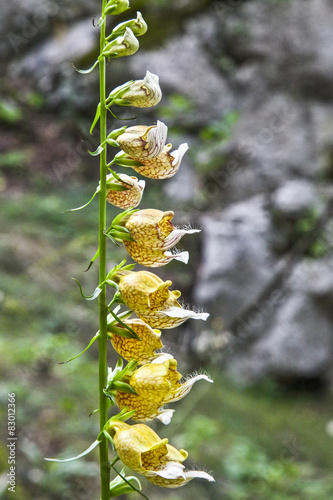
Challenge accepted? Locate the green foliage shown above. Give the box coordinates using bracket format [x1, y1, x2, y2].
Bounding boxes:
[199, 111, 240, 143]
[193, 111, 240, 173]
[0, 99, 23, 123]
[160, 93, 194, 120]
[0, 150, 29, 169]
[222, 437, 333, 499]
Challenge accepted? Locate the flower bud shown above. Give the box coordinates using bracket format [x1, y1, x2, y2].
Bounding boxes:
[103, 28, 139, 58]
[107, 421, 215, 488]
[109, 71, 162, 108]
[117, 121, 168, 160]
[106, 174, 145, 209]
[104, 0, 130, 15]
[111, 12, 147, 38]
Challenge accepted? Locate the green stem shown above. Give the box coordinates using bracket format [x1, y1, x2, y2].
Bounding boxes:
[98, 4, 110, 500]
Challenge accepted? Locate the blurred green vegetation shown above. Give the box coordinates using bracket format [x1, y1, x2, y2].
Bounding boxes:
[1, 186, 333, 499]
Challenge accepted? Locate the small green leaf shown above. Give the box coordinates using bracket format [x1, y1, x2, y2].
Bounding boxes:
[85, 247, 100, 272]
[73, 278, 103, 300]
[88, 144, 105, 156]
[45, 439, 101, 463]
[63, 190, 98, 213]
[59, 333, 99, 364]
[90, 103, 101, 134]
[74, 59, 100, 74]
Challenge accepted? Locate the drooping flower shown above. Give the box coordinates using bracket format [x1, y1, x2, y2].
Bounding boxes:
[113, 270, 209, 329]
[103, 27, 139, 58]
[113, 142, 188, 179]
[115, 358, 213, 424]
[121, 209, 200, 267]
[110, 12, 148, 38]
[110, 318, 163, 365]
[106, 173, 145, 209]
[124, 209, 200, 250]
[116, 121, 168, 160]
[106, 421, 214, 488]
[109, 71, 162, 108]
[104, 0, 130, 15]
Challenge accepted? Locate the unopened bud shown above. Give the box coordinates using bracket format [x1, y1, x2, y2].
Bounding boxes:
[103, 28, 139, 58]
[111, 12, 147, 38]
[109, 71, 162, 108]
[104, 0, 130, 16]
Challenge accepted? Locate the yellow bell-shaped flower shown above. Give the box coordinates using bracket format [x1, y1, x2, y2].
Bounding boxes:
[106, 421, 214, 488]
[115, 358, 213, 424]
[114, 270, 209, 329]
[122, 209, 200, 267]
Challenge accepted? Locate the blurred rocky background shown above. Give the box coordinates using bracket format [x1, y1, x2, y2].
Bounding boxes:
[2, 0, 333, 499]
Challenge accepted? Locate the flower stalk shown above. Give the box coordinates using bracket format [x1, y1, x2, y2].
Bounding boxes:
[98, 2, 110, 498]
[47, 1, 214, 498]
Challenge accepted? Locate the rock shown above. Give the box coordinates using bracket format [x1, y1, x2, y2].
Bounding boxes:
[9, 18, 99, 109]
[270, 180, 318, 219]
[227, 259, 333, 382]
[0, 0, 98, 66]
[129, 14, 235, 126]
[194, 195, 278, 325]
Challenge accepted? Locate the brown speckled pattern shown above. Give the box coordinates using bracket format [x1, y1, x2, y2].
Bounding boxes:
[106, 175, 143, 209]
[125, 209, 174, 249]
[131, 146, 179, 179]
[111, 318, 163, 365]
[115, 359, 183, 421]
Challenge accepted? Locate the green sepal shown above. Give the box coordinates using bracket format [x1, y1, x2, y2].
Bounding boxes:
[110, 381, 137, 394]
[106, 81, 133, 103]
[107, 303, 140, 340]
[59, 333, 99, 364]
[106, 138, 119, 147]
[112, 151, 145, 168]
[107, 125, 127, 139]
[111, 207, 138, 227]
[105, 229, 134, 242]
[102, 430, 114, 446]
[90, 103, 101, 134]
[106, 358, 137, 390]
[45, 438, 101, 463]
[107, 168, 129, 184]
[107, 324, 137, 339]
[109, 469, 142, 498]
[104, 408, 136, 430]
[73, 278, 103, 300]
[106, 182, 129, 192]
